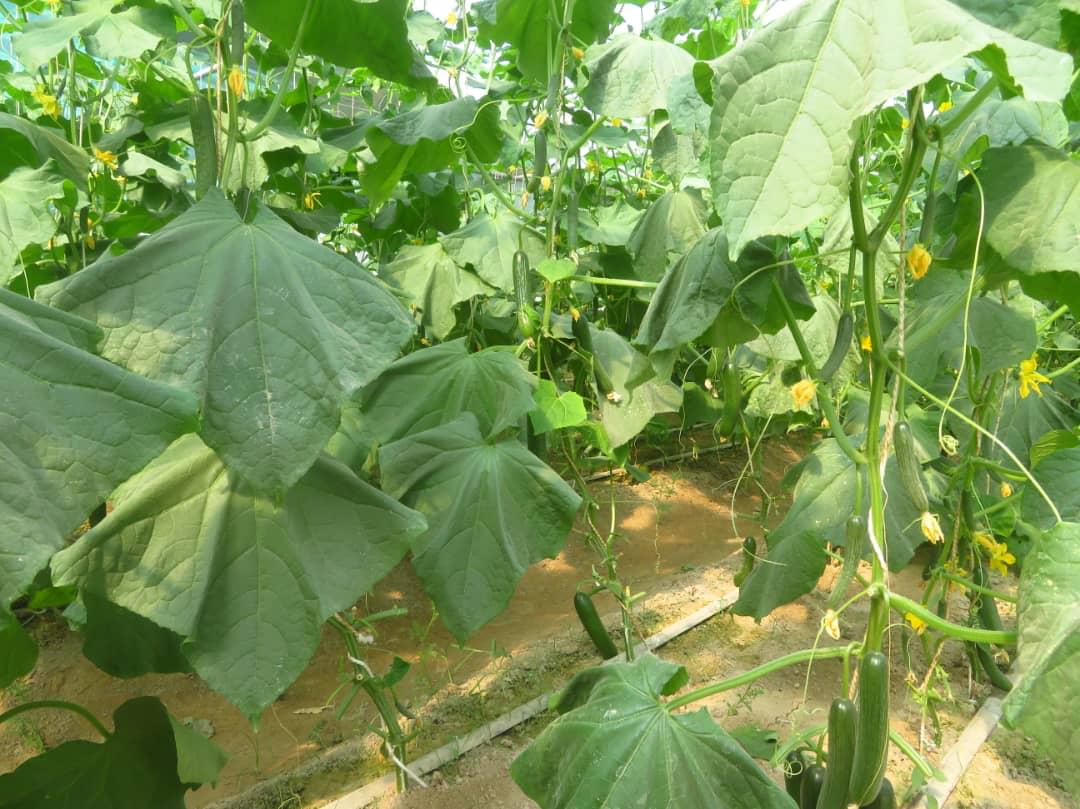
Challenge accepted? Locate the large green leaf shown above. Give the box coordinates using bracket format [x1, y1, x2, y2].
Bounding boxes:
[530, 379, 587, 434]
[380, 242, 495, 340]
[582, 35, 696, 119]
[635, 231, 813, 377]
[380, 414, 581, 639]
[0, 697, 225, 808]
[1022, 447, 1080, 528]
[79, 592, 190, 679]
[475, 0, 617, 82]
[701, 0, 1074, 259]
[359, 339, 536, 443]
[1002, 521, 1080, 797]
[510, 654, 797, 809]
[0, 111, 90, 184]
[0, 290, 197, 607]
[978, 144, 1080, 313]
[0, 609, 36, 688]
[0, 162, 64, 285]
[748, 295, 841, 367]
[245, 0, 433, 87]
[51, 435, 426, 719]
[440, 211, 545, 292]
[626, 189, 708, 282]
[15, 0, 172, 68]
[949, 0, 1062, 47]
[37, 190, 414, 495]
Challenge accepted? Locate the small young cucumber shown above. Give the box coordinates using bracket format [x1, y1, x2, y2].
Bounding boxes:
[733, 537, 757, 587]
[819, 311, 854, 382]
[799, 764, 826, 809]
[848, 652, 890, 806]
[573, 592, 617, 660]
[828, 514, 866, 609]
[894, 421, 929, 513]
[816, 698, 857, 809]
[784, 749, 807, 802]
[858, 777, 895, 809]
[716, 361, 741, 436]
[512, 251, 537, 338]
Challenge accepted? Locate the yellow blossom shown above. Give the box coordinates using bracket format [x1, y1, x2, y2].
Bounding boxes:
[822, 609, 841, 641]
[999, 481, 1013, 499]
[905, 612, 927, 635]
[1017, 353, 1050, 399]
[539, 174, 552, 192]
[228, 64, 245, 98]
[32, 86, 60, 118]
[907, 243, 932, 279]
[533, 110, 549, 129]
[636, 188, 646, 199]
[303, 191, 320, 210]
[571, 46, 585, 60]
[938, 100, 953, 113]
[47, 0, 61, 9]
[586, 158, 599, 173]
[93, 148, 118, 171]
[973, 531, 996, 552]
[860, 334, 873, 352]
[446, 10, 457, 25]
[790, 379, 817, 409]
[519, 190, 530, 207]
[84, 232, 96, 250]
[570, 306, 580, 322]
[920, 511, 944, 544]
[901, 117, 910, 130]
[987, 542, 1016, 577]
[740, 0, 750, 7]
[611, 117, 622, 127]
[643, 167, 653, 179]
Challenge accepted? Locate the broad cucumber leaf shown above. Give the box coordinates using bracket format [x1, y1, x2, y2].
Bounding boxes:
[0, 111, 90, 184]
[530, 379, 587, 434]
[1022, 447, 1080, 528]
[381, 414, 582, 640]
[626, 189, 708, 282]
[0, 162, 64, 285]
[37, 190, 414, 495]
[80, 592, 190, 679]
[381, 242, 496, 340]
[0, 609, 36, 688]
[440, 211, 546, 292]
[0, 697, 225, 807]
[0, 293, 197, 607]
[15, 0, 172, 68]
[245, 0, 433, 87]
[360, 338, 537, 443]
[475, 0, 617, 82]
[575, 201, 644, 246]
[1002, 522, 1080, 797]
[949, 0, 1062, 48]
[582, 35, 696, 119]
[510, 654, 797, 809]
[702, 0, 1074, 259]
[51, 435, 426, 719]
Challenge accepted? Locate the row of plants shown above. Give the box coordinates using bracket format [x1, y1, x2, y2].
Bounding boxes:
[0, 0, 1078, 807]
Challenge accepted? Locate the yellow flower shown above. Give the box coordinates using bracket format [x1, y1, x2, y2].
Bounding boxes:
[571, 46, 585, 60]
[1017, 353, 1050, 399]
[901, 117, 910, 130]
[790, 379, 817, 409]
[987, 543, 1016, 577]
[999, 482, 1013, 499]
[938, 100, 953, 113]
[586, 158, 599, 173]
[740, 0, 750, 7]
[636, 188, 646, 199]
[84, 232, 96, 250]
[643, 167, 653, 179]
[32, 86, 60, 118]
[611, 117, 622, 127]
[533, 110, 549, 129]
[539, 174, 552, 192]
[228, 64, 245, 98]
[570, 306, 581, 322]
[920, 512, 944, 544]
[302, 191, 320, 210]
[93, 148, 118, 171]
[973, 531, 996, 552]
[905, 612, 927, 635]
[519, 190, 530, 207]
[907, 243, 932, 279]
[822, 609, 841, 640]
[860, 334, 873, 352]
[446, 10, 457, 25]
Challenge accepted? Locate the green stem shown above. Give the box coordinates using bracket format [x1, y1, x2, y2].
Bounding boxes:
[547, 117, 604, 253]
[666, 646, 850, 711]
[465, 143, 543, 226]
[936, 77, 999, 139]
[239, 0, 315, 142]
[934, 570, 1017, 604]
[569, 274, 657, 289]
[168, 0, 205, 35]
[0, 700, 110, 740]
[1048, 353, 1080, 380]
[772, 277, 867, 466]
[888, 593, 1016, 645]
[890, 728, 944, 781]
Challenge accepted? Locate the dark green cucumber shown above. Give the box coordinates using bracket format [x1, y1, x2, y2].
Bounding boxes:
[513, 251, 536, 338]
[229, 0, 245, 66]
[800, 764, 826, 809]
[189, 94, 218, 199]
[849, 652, 890, 806]
[971, 559, 1004, 634]
[784, 749, 807, 802]
[819, 311, 854, 382]
[567, 189, 579, 251]
[733, 537, 757, 587]
[572, 313, 616, 395]
[894, 421, 929, 513]
[816, 698, 857, 809]
[858, 777, 895, 809]
[828, 514, 866, 609]
[573, 592, 617, 660]
[534, 129, 548, 177]
[716, 361, 741, 436]
[974, 643, 1013, 691]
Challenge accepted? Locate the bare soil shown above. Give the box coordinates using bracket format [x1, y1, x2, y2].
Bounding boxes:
[2, 435, 1073, 809]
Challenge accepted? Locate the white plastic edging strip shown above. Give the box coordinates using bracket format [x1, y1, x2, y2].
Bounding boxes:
[319, 589, 740, 809]
[911, 695, 1003, 809]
